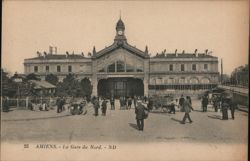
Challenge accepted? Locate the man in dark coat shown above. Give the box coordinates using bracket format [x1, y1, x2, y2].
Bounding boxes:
[221, 97, 229, 120]
[202, 95, 209, 112]
[93, 97, 100, 116]
[127, 97, 132, 110]
[135, 100, 146, 131]
[179, 95, 185, 112]
[181, 97, 193, 124]
[56, 97, 63, 113]
[227, 97, 236, 120]
[101, 99, 107, 116]
[110, 96, 115, 110]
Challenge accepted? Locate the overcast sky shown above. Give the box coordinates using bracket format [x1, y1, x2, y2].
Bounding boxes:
[2, 0, 249, 75]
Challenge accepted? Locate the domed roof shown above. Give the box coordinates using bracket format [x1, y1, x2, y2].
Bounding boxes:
[116, 19, 125, 30]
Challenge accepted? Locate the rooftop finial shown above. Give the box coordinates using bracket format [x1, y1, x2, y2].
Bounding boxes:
[119, 10, 121, 19]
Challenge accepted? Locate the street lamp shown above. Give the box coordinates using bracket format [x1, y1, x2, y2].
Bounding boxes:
[13, 77, 23, 108]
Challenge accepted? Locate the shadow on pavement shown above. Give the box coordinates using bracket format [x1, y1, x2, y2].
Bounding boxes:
[129, 123, 138, 130]
[171, 118, 183, 124]
[208, 115, 222, 120]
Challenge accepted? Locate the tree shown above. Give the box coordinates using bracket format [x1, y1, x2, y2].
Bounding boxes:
[231, 64, 249, 86]
[45, 74, 58, 85]
[56, 73, 80, 97]
[79, 78, 93, 97]
[26, 73, 40, 80]
[1, 69, 17, 97]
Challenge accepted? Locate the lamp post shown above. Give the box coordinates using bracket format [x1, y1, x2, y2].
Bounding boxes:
[13, 77, 23, 108]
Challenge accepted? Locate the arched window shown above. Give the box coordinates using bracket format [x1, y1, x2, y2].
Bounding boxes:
[189, 77, 199, 84]
[117, 61, 125, 72]
[201, 77, 210, 84]
[179, 77, 186, 84]
[108, 62, 116, 72]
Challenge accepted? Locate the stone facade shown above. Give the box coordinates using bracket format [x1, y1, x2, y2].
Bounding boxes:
[24, 18, 219, 97]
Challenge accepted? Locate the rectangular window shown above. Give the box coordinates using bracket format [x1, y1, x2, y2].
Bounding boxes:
[192, 64, 196, 71]
[46, 66, 49, 72]
[68, 65, 72, 72]
[34, 66, 38, 72]
[57, 66, 61, 72]
[181, 64, 185, 71]
[204, 64, 208, 70]
[169, 64, 173, 71]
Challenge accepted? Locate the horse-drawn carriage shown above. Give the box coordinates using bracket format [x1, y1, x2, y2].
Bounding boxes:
[68, 100, 87, 115]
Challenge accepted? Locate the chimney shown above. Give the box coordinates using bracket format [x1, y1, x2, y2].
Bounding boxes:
[37, 51, 41, 57]
[54, 47, 57, 54]
[182, 50, 185, 54]
[194, 49, 198, 57]
[145, 45, 148, 55]
[205, 49, 208, 55]
[221, 58, 223, 83]
[49, 46, 53, 55]
[93, 46, 96, 56]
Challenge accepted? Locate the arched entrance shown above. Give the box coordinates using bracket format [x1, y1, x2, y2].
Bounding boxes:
[98, 78, 144, 98]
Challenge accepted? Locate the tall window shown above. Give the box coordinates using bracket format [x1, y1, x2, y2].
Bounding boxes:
[117, 61, 125, 72]
[181, 64, 185, 71]
[57, 66, 61, 72]
[34, 66, 38, 72]
[192, 64, 197, 71]
[169, 64, 173, 71]
[204, 64, 208, 70]
[46, 66, 49, 72]
[108, 62, 116, 72]
[68, 65, 72, 72]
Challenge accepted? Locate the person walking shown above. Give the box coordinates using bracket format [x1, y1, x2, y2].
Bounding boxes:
[181, 97, 193, 124]
[56, 97, 63, 113]
[221, 97, 229, 120]
[93, 97, 100, 116]
[110, 96, 115, 110]
[202, 95, 209, 112]
[168, 98, 176, 114]
[227, 97, 236, 120]
[127, 97, 132, 110]
[133, 96, 137, 108]
[179, 95, 185, 112]
[101, 99, 108, 116]
[212, 95, 219, 112]
[135, 100, 147, 131]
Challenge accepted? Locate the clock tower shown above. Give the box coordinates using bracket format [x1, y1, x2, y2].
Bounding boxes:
[114, 18, 127, 44]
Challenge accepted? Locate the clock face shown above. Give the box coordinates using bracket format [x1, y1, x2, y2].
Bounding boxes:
[118, 30, 123, 35]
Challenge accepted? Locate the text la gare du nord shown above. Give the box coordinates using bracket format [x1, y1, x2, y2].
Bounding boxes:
[35, 144, 117, 150]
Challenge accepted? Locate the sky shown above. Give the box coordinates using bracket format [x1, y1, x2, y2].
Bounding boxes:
[2, 0, 249, 75]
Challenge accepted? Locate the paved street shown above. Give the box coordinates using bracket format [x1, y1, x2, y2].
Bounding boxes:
[1, 99, 248, 161]
[1, 99, 248, 143]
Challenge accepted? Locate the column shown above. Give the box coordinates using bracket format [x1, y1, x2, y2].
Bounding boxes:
[92, 75, 98, 96]
[92, 60, 98, 96]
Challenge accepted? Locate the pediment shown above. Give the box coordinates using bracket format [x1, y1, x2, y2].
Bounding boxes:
[93, 42, 149, 59]
[95, 48, 145, 72]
